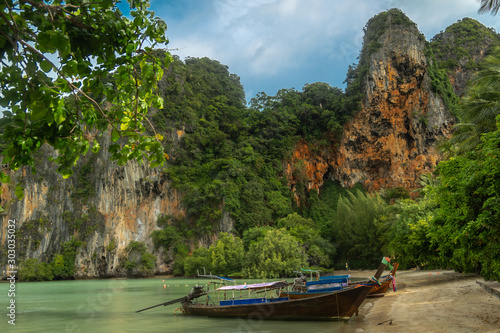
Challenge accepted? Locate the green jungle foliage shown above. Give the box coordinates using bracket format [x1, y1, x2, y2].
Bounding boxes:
[424, 47, 460, 113]
[243, 228, 308, 278]
[18, 258, 54, 282]
[387, 117, 500, 280]
[332, 190, 391, 268]
[383, 17, 500, 280]
[447, 47, 500, 153]
[431, 119, 500, 280]
[121, 241, 157, 277]
[386, 105, 500, 280]
[156, 57, 362, 242]
[183, 229, 307, 278]
[388, 198, 439, 270]
[425, 18, 500, 115]
[147, 56, 388, 274]
[51, 237, 82, 279]
[276, 213, 335, 268]
[184, 232, 244, 276]
[148, 12, 500, 280]
[18, 237, 82, 281]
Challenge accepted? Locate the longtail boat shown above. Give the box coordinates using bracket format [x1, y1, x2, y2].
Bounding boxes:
[179, 257, 391, 321]
[366, 262, 398, 297]
[280, 260, 398, 299]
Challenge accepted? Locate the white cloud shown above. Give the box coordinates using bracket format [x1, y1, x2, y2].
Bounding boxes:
[158, 0, 500, 98]
[394, 0, 499, 38]
[190, 0, 393, 76]
[214, 0, 275, 27]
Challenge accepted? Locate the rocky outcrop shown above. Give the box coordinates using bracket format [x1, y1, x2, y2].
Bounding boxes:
[285, 11, 455, 196]
[286, 11, 499, 197]
[0, 120, 238, 279]
[285, 139, 337, 203]
[287, 13, 497, 198]
[429, 18, 500, 97]
[336, 16, 455, 194]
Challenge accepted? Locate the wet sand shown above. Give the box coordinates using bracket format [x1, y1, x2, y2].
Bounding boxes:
[345, 269, 500, 333]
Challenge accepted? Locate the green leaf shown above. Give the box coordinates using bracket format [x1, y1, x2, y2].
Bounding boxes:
[109, 144, 120, 155]
[31, 103, 48, 121]
[0, 171, 10, 184]
[37, 31, 54, 53]
[92, 141, 101, 154]
[133, 16, 144, 27]
[40, 60, 53, 73]
[15, 183, 24, 200]
[54, 99, 66, 125]
[111, 128, 120, 142]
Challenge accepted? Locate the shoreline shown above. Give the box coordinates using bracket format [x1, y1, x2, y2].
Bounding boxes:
[350, 270, 500, 333]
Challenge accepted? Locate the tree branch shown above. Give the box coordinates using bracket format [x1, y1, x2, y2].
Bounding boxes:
[17, 39, 123, 139]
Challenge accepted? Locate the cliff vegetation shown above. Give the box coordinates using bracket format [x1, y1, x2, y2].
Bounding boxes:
[1, 9, 500, 281]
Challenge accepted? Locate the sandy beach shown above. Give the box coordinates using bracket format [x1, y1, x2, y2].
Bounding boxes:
[342, 269, 500, 333]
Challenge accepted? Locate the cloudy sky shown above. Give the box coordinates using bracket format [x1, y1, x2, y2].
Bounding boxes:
[143, 0, 500, 101]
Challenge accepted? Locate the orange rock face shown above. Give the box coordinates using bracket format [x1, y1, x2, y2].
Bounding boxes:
[287, 26, 455, 197]
[337, 28, 454, 195]
[286, 139, 337, 202]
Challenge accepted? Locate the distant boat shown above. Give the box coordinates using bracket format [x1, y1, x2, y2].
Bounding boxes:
[180, 257, 391, 321]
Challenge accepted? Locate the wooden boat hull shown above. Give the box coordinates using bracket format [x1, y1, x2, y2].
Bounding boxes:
[182, 285, 371, 321]
[367, 280, 391, 297]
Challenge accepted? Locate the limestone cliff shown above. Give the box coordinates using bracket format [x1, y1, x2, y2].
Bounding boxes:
[0, 130, 189, 278]
[336, 11, 455, 194]
[288, 11, 497, 196]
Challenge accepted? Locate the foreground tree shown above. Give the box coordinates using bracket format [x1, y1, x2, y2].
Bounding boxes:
[387, 198, 439, 270]
[209, 232, 244, 276]
[277, 213, 335, 267]
[333, 190, 389, 268]
[0, 0, 169, 196]
[431, 115, 500, 280]
[243, 228, 308, 278]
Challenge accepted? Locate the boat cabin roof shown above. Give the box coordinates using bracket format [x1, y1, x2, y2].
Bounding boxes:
[217, 281, 288, 291]
[197, 274, 236, 283]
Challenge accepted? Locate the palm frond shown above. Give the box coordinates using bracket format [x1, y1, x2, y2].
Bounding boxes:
[478, 0, 500, 15]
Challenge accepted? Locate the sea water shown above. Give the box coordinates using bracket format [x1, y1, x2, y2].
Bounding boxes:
[0, 277, 368, 333]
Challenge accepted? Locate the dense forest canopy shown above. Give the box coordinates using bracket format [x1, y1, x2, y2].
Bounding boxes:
[147, 56, 368, 275]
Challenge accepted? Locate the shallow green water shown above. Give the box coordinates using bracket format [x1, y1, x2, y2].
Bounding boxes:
[1, 277, 368, 333]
